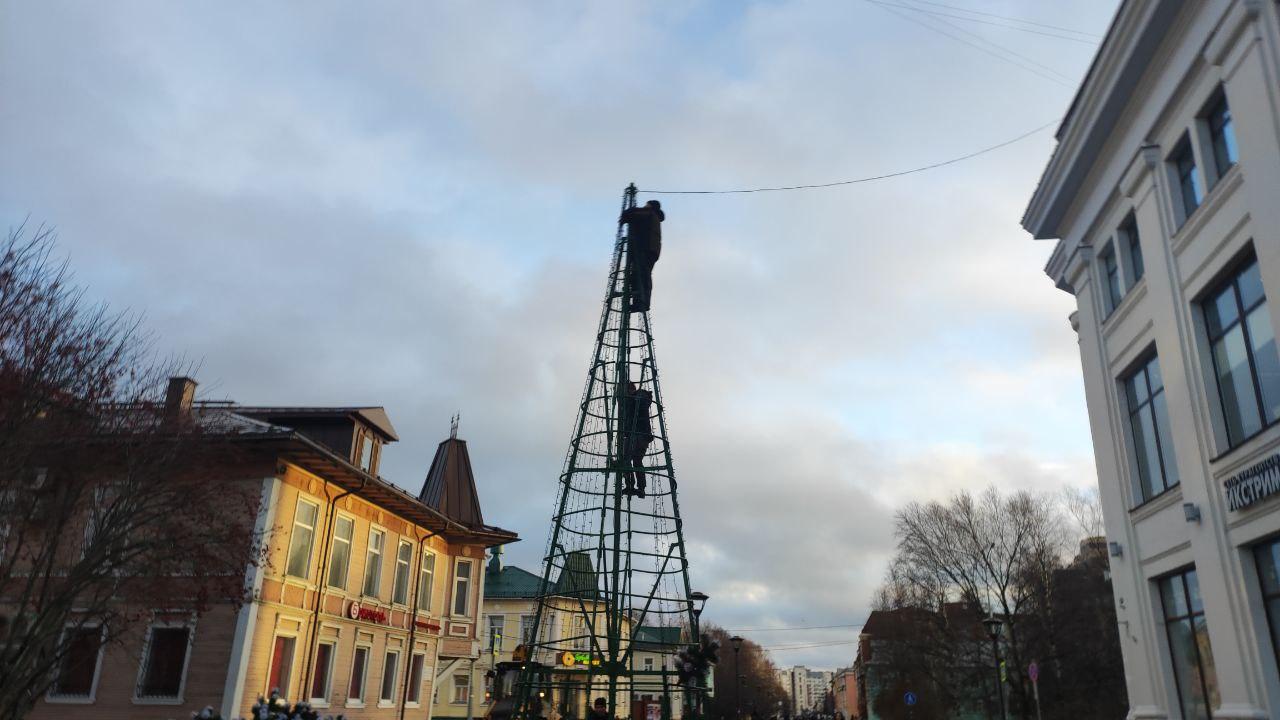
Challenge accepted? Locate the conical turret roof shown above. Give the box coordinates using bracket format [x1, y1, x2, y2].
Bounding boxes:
[418, 435, 485, 528]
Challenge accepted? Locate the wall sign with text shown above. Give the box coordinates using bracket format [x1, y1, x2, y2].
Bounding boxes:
[1224, 452, 1280, 511]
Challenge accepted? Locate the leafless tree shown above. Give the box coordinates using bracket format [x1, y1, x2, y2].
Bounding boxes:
[1062, 485, 1105, 539]
[0, 224, 265, 720]
[872, 486, 1125, 719]
[700, 625, 787, 720]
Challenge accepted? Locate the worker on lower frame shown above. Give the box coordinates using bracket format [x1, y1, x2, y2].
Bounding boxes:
[620, 199, 663, 312]
[620, 381, 654, 498]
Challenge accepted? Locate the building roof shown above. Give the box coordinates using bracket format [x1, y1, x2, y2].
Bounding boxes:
[1022, 0, 1184, 239]
[485, 552, 545, 599]
[633, 625, 682, 650]
[419, 436, 486, 528]
[234, 405, 399, 441]
[554, 551, 600, 598]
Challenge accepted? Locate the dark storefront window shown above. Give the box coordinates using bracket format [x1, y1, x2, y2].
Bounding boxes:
[1160, 568, 1220, 719]
[1254, 539, 1280, 673]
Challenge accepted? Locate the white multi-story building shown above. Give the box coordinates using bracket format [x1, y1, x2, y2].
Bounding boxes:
[778, 666, 832, 715]
[1023, 1, 1280, 718]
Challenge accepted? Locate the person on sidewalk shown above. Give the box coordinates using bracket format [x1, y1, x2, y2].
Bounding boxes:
[620, 200, 664, 312]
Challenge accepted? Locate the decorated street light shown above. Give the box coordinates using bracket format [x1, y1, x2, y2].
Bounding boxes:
[981, 615, 1007, 720]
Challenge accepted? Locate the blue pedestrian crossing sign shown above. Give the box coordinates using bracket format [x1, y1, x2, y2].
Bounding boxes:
[904, 691, 918, 706]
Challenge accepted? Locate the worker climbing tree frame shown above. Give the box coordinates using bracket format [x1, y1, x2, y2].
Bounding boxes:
[510, 185, 707, 720]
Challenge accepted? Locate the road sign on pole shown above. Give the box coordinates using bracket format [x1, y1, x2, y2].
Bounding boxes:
[1028, 661, 1039, 683]
[904, 691, 917, 706]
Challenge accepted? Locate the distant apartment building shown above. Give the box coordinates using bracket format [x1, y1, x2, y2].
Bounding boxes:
[778, 666, 832, 715]
[831, 666, 858, 720]
[1023, 0, 1280, 717]
[20, 379, 517, 720]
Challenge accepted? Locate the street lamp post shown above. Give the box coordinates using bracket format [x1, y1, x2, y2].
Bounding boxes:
[981, 616, 1006, 720]
[730, 636, 744, 720]
[689, 592, 709, 720]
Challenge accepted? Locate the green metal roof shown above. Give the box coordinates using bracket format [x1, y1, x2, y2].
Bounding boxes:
[485, 563, 544, 599]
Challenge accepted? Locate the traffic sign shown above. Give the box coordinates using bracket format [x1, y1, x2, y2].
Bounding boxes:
[1028, 661, 1039, 683]
[904, 691, 917, 706]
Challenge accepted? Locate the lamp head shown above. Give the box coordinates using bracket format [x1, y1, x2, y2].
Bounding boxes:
[730, 635, 744, 651]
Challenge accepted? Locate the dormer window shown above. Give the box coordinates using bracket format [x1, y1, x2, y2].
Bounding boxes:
[356, 432, 380, 475]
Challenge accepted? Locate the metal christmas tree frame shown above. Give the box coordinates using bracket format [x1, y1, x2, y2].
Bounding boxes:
[512, 185, 706, 720]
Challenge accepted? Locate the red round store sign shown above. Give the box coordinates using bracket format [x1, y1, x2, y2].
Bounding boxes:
[347, 600, 387, 625]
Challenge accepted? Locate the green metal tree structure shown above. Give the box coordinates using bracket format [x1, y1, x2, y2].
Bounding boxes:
[512, 185, 706, 720]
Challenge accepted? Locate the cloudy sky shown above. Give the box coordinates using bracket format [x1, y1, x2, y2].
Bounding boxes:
[2, 0, 1118, 669]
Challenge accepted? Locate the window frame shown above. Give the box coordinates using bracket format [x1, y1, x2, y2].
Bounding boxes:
[1100, 242, 1124, 317]
[487, 614, 505, 650]
[1201, 88, 1237, 184]
[309, 639, 337, 706]
[1122, 353, 1180, 507]
[132, 616, 196, 704]
[452, 558, 474, 618]
[1201, 252, 1279, 452]
[452, 671, 471, 704]
[417, 550, 437, 614]
[46, 623, 106, 704]
[1119, 212, 1144, 286]
[266, 631, 299, 698]
[392, 539, 413, 606]
[363, 527, 386, 598]
[378, 649, 401, 707]
[1158, 568, 1219, 720]
[1170, 134, 1204, 223]
[327, 513, 355, 591]
[285, 497, 320, 581]
[347, 643, 371, 708]
[1253, 537, 1280, 678]
[520, 614, 537, 644]
[406, 651, 428, 707]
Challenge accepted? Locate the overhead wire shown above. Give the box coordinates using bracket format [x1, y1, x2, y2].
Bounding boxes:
[865, 0, 1075, 87]
[869, 0, 1098, 45]
[730, 623, 865, 632]
[908, 0, 1102, 38]
[639, 117, 1058, 195]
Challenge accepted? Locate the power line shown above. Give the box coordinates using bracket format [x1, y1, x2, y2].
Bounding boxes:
[909, 0, 1102, 38]
[866, 0, 1075, 87]
[730, 623, 865, 632]
[872, 1, 1098, 45]
[760, 640, 863, 651]
[639, 118, 1058, 195]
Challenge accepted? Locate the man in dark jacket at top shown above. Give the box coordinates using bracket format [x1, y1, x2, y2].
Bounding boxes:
[620, 200, 663, 312]
[619, 381, 654, 498]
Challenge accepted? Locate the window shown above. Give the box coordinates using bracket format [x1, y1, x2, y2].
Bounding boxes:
[521, 614, 537, 644]
[379, 650, 400, 705]
[407, 653, 427, 705]
[348, 645, 370, 704]
[573, 616, 589, 650]
[1253, 539, 1280, 675]
[358, 433, 377, 473]
[1101, 244, 1123, 315]
[327, 516, 353, 590]
[286, 499, 319, 580]
[1120, 213, 1144, 284]
[136, 622, 193, 700]
[49, 625, 104, 699]
[393, 540, 413, 605]
[452, 672, 471, 704]
[1159, 569, 1219, 720]
[1124, 355, 1180, 503]
[1204, 91, 1237, 180]
[417, 552, 436, 613]
[1172, 136, 1203, 219]
[643, 657, 655, 671]
[1203, 256, 1280, 447]
[310, 641, 335, 703]
[488, 615, 505, 650]
[268, 635, 296, 695]
[453, 559, 473, 616]
[363, 529, 385, 597]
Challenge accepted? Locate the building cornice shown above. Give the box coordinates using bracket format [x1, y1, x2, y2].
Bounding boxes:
[1023, 0, 1184, 240]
